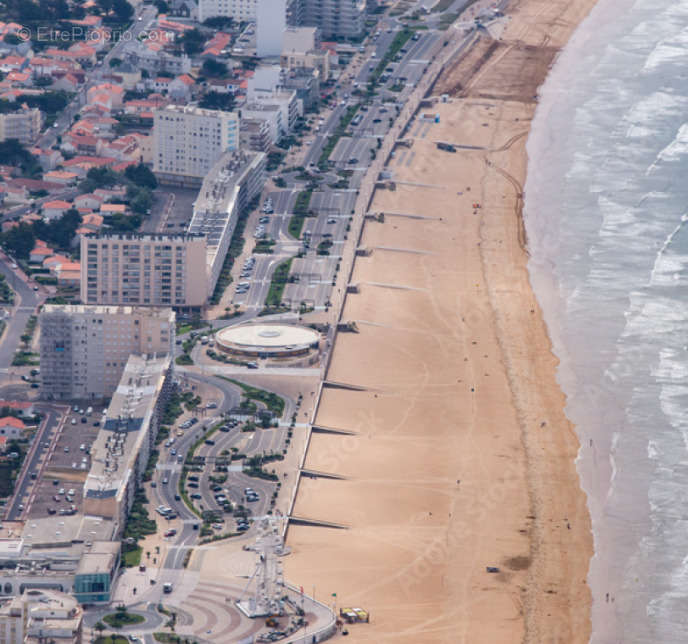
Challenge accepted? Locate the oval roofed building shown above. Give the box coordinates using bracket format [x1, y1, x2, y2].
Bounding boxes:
[215, 324, 321, 358]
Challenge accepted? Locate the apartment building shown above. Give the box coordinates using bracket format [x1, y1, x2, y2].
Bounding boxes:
[247, 68, 300, 136]
[80, 233, 207, 308]
[300, 0, 366, 39]
[0, 596, 21, 644]
[256, 0, 287, 57]
[0, 108, 43, 144]
[39, 305, 175, 401]
[153, 105, 239, 187]
[239, 117, 273, 152]
[188, 149, 266, 295]
[241, 103, 283, 144]
[199, 0, 303, 27]
[83, 354, 172, 528]
[121, 40, 191, 76]
[198, 0, 257, 25]
[0, 590, 83, 644]
[282, 68, 321, 110]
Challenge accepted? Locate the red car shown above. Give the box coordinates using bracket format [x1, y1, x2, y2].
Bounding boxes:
[164, 529, 177, 538]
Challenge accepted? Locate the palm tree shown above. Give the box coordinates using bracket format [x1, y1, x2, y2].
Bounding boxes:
[94, 620, 106, 638]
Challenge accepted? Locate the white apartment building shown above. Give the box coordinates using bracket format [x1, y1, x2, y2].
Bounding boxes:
[283, 25, 317, 52]
[0, 589, 83, 644]
[83, 354, 172, 527]
[256, 0, 287, 57]
[198, 0, 257, 24]
[39, 305, 175, 401]
[80, 233, 208, 308]
[240, 117, 273, 152]
[153, 105, 239, 187]
[0, 109, 43, 144]
[247, 67, 300, 135]
[241, 103, 282, 144]
[301, 0, 365, 39]
[188, 149, 266, 295]
[0, 596, 22, 644]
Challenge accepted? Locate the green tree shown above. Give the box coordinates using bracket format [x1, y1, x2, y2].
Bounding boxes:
[198, 90, 235, 111]
[112, 0, 134, 21]
[109, 57, 123, 68]
[129, 188, 152, 215]
[96, 0, 114, 16]
[80, 166, 120, 192]
[2, 223, 35, 260]
[0, 140, 41, 177]
[203, 16, 234, 29]
[94, 621, 106, 635]
[34, 208, 82, 252]
[201, 59, 227, 78]
[22, 91, 70, 115]
[181, 28, 204, 55]
[124, 162, 157, 189]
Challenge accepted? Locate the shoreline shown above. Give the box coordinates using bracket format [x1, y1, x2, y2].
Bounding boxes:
[285, 1, 599, 641]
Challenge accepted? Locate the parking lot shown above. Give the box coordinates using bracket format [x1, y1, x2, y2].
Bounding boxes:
[27, 404, 105, 520]
[191, 421, 283, 525]
[144, 187, 198, 234]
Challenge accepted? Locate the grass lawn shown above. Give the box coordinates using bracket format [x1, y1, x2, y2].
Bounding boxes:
[431, 0, 456, 11]
[103, 611, 145, 629]
[122, 546, 142, 568]
[154, 633, 185, 643]
[287, 214, 306, 239]
[219, 377, 285, 417]
[264, 258, 293, 309]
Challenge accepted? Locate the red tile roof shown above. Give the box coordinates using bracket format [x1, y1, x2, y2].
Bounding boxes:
[0, 401, 32, 410]
[43, 200, 71, 209]
[63, 156, 116, 168]
[0, 416, 25, 428]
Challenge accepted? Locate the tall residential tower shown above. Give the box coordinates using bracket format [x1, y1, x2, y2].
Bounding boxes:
[153, 105, 240, 187]
[39, 305, 175, 401]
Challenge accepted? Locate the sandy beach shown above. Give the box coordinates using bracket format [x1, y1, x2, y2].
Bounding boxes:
[285, 1, 598, 642]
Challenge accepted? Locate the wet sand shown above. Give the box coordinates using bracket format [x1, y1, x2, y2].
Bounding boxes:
[285, 2, 597, 642]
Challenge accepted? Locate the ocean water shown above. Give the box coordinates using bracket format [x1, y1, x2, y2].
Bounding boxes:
[524, 0, 688, 642]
